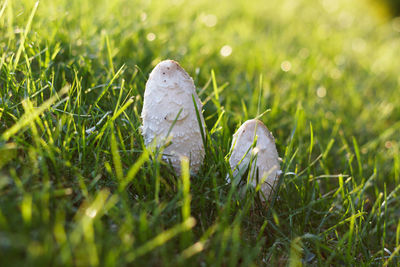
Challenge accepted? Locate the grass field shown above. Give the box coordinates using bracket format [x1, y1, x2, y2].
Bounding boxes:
[0, 0, 400, 266]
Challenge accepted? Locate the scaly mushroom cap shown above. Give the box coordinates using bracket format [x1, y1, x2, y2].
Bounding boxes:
[228, 119, 280, 200]
[141, 60, 205, 174]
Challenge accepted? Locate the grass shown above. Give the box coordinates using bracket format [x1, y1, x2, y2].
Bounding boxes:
[0, 0, 399, 265]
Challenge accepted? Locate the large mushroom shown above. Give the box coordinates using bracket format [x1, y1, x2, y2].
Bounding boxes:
[228, 119, 280, 200]
[141, 60, 205, 174]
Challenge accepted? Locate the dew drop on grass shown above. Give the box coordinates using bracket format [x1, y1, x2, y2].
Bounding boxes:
[85, 207, 97, 218]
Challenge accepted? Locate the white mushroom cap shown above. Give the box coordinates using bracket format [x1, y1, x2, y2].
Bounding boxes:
[141, 60, 205, 174]
[228, 119, 280, 200]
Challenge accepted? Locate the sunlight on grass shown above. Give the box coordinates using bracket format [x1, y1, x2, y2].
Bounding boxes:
[0, 0, 399, 265]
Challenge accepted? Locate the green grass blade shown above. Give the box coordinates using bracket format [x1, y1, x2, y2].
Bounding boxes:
[13, 1, 39, 69]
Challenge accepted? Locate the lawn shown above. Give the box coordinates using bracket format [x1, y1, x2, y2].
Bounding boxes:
[0, 0, 399, 266]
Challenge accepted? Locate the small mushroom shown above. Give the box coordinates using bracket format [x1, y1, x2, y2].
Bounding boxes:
[141, 60, 205, 174]
[228, 119, 280, 200]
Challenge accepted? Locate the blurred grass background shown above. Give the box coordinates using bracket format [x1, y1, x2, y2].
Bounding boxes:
[0, 0, 399, 266]
[369, 0, 400, 17]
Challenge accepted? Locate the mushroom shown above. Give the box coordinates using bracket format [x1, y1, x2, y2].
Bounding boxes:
[228, 119, 280, 200]
[141, 60, 205, 174]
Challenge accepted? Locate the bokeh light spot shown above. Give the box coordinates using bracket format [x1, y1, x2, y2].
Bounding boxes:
[299, 48, 309, 59]
[141, 12, 147, 22]
[201, 14, 217, 27]
[146, 32, 156, 41]
[220, 45, 232, 57]
[338, 11, 353, 28]
[393, 17, 400, 32]
[322, 0, 339, 13]
[385, 141, 393, 149]
[281, 61, 292, 72]
[352, 38, 366, 53]
[317, 86, 326, 98]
